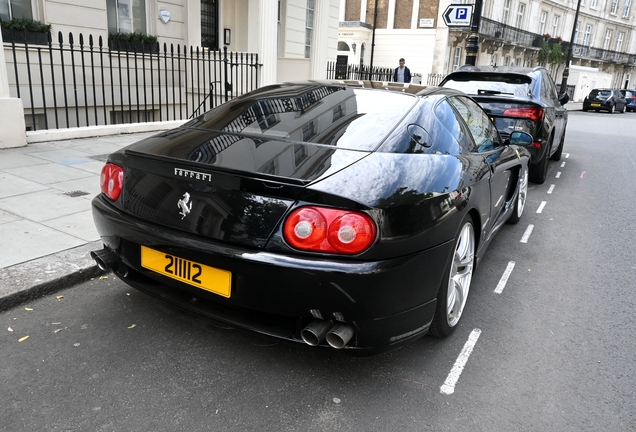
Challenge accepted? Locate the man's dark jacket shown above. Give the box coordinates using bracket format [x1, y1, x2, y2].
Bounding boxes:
[393, 66, 411, 83]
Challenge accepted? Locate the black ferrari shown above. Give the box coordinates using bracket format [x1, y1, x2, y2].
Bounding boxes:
[91, 81, 531, 354]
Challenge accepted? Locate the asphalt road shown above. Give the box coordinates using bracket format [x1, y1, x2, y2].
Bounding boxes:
[2, 110, 635, 431]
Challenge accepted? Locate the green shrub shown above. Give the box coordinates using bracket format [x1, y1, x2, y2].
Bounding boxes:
[0, 17, 51, 33]
[108, 31, 157, 45]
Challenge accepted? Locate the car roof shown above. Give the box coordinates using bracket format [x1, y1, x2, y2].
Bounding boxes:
[451, 65, 546, 75]
[293, 79, 466, 98]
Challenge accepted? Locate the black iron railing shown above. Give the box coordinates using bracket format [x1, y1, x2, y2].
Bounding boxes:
[326, 61, 393, 81]
[2, 29, 261, 131]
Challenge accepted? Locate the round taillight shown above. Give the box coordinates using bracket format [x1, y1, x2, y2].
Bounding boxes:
[284, 207, 327, 248]
[327, 213, 376, 254]
[283, 206, 376, 255]
[100, 163, 124, 201]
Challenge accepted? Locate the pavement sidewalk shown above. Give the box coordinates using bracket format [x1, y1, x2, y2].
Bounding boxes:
[0, 102, 584, 311]
[0, 131, 157, 311]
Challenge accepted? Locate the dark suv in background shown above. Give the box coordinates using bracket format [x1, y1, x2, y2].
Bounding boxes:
[583, 89, 627, 113]
[440, 66, 569, 184]
[623, 89, 636, 112]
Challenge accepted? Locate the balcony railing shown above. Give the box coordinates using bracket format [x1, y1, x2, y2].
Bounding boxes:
[452, 17, 636, 66]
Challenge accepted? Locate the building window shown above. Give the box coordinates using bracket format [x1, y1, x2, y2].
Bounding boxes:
[0, 0, 32, 20]
[304, 0, 314, 59]
[504, 56, 510, 66]
[622, 0, 631, 17]
[332, 104, 344, 122]
[107, 0, 147, 34]
[552, 15, 560, 37]
[201, 0, 218, 50]
[616, 32, 624, 51]
[278, 0, 283, 57]
[302, 121, 315, 141]
[453, 47, 462, 71]
[502, 0, 510, 24]
[539, 11, 547, 35]
[492, 54, 498, 66]
[515, 4, 526, 29]
[583, 24, 592, 46]
[611, 0, 618, 14]
[574, 21, 580, 43]
[603, 29, 612, 49]
[590, 0, 598, 8]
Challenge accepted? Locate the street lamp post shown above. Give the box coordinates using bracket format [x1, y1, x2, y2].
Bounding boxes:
[560, 0, 582, 96]
[368, 0, 378, 79]
[465, 0, 483, 66]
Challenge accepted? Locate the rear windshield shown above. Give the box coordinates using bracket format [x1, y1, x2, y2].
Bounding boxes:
[591, 90, 612, 97]
[184, 85, 417, 151]
[442, 73, 532, 97]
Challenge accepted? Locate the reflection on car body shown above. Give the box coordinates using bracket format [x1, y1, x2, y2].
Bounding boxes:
[91, 81, 531, 355]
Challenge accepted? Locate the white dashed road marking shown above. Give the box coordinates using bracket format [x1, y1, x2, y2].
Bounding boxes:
[536, 201, 547, 213]
[547, 184, 555, 194]
[520, 224, 534, 243]
[556, 172, 561, 178]
[440, 329, 482, 395]
[495, 261, 516, 294]
[561, 162, 566, 168]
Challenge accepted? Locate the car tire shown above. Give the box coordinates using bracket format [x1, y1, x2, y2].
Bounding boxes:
[609, 104, 615, 113]
[620, 105, 626, 114]
[507, 165, 528, 225]
[551, 132, 565, 161]
[429, 215, 475, 338]
[582, 106, 588, 112]
[529, 142, 551, 184]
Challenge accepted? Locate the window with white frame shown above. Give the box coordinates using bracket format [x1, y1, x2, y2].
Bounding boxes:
[552, 15, 560, 37]
[492, 54, 498, 66]
[107, 0, 147, 34]
[603, 29, 612, 49]
[616, 32, 624, 51]
[539, 11, 547, 35]
[0, 0, 33, 20]
[304, 0, 314, 59]
[583, 24, 592, 46]
[516, 4, 526, 29]
[453, 47, 462, 71]
[611, 0, 618, 14]
[590, 0, 598, 8]
[622, 0, 631, 17]
[504, 55, 510, 66]
[502, 0, 510, 24]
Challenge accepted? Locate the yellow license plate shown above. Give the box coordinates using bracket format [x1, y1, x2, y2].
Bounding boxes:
[591, 103, 601, 107]
[141, 246, 231, 298]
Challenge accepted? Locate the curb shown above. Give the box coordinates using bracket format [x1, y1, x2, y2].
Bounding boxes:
[0, 241, 106, 312]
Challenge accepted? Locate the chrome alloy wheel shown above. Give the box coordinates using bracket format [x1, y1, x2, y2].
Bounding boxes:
[516, 167, 528, 219]
[446, 222, 475, 327]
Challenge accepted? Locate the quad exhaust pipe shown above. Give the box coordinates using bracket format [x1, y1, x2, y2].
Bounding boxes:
[301, 320, 355, 349]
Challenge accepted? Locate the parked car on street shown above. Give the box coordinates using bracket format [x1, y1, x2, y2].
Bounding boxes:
[91, 81, 532, 354]
[583, 88, 627, 113]
[620, 89, 636, 112]
[439, 65, 569, 184]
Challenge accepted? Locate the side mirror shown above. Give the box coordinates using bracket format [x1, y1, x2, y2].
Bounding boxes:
[558, 92, 570, 105]
[507, 131, 533, 146]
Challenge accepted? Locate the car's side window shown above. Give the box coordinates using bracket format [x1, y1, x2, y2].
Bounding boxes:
[433, 99, 476, 153]
[448, 96, 501, 153]
[542, 72, 559, 103]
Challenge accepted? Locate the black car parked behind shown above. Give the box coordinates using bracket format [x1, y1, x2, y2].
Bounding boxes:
[583, 89, 627, 113]
[440, 66, 569, 184]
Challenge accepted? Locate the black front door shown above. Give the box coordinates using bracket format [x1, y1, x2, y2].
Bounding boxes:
[201, 0, 218, 50]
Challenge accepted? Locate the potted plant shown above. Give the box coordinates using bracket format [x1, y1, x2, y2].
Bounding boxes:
[108, 31, 159, 54]
[0, 18, 51, 45]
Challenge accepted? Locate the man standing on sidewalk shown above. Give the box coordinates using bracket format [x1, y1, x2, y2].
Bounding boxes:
[393, 58, 411, 83]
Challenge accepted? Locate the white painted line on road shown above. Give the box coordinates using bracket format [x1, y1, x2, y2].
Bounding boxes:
[565, 153, 570, 158]
[547, 184, 555, 194]
[536, 201, 547, 213]
[495, 261, 516, 294]
[580, 171, 586, 179]
[561, 162, 566, 168]
[520, 224, 534, 243]
[440, 329, 482, 395]
[556, 172, 561, 178]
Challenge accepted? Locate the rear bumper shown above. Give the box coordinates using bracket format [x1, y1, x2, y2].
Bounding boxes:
[92, 195, 453, 354]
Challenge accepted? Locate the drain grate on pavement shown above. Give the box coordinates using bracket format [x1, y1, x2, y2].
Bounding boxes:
[63, 190, 91, 198]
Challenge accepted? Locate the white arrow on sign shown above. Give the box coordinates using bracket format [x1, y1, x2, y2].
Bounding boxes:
[443, 5, 474, 27]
